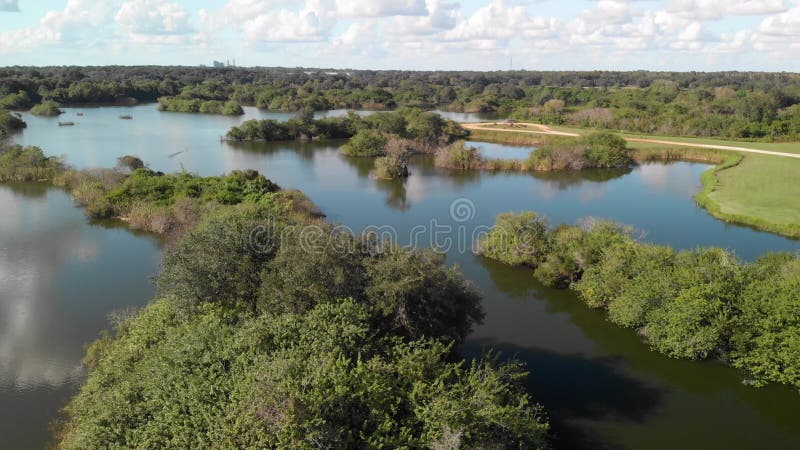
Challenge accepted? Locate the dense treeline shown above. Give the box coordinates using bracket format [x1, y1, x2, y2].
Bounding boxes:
[157, 97, 244, 115]
[479, 213, 800, 391]
[227, 108, 468, 145]
[3, 66, 800, 139]
[52, 193, 550, 449]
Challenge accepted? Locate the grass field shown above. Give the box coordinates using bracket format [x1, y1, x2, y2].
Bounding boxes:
[705, 155, 800, 237]
[467, 125, 800, 239]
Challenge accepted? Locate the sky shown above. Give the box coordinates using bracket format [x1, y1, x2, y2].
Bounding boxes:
[0, 0, 798, 71]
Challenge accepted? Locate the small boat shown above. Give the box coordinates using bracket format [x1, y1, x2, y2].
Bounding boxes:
[76, 112, 84, 116]
[58, 121, 75, 126]
[119, 115, 133, 120]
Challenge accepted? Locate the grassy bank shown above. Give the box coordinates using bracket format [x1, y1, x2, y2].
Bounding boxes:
[701, 155, 800, 238]
[470, 125, 800, 239]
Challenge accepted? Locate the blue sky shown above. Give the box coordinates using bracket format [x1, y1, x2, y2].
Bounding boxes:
[1, 0, 798, 71]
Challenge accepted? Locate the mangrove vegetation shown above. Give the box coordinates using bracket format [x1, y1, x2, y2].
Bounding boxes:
[479, 212, 800, 391]
[48, 180, 550, 449]
[157, 96, 244, 115]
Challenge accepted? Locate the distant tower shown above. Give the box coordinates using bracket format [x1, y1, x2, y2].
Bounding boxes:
[227, 59, 230, 67]
[233, 59, 236, 67]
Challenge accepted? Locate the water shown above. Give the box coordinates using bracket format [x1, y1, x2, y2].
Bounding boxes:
[0, 183, 161, 450]
[5, 104, 800, 449]
[469, 140, 534, 160]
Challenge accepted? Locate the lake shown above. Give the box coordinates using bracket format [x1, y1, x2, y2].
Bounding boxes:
[4, 104, 800, 449]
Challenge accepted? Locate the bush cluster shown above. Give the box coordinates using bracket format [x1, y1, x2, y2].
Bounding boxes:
[30, 100, 63, 116]
[434, 141, 484, 170]
[157, 97, 244, 115]
[55, 205, 550, 449]
[227, 108, 468, 147]
[0, 145, 63, 182]
[480, 212, 800, 390]
[528, 132, 633, 170]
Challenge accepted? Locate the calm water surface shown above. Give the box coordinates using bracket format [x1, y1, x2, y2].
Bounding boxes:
[0, 183, 161, 450]
[5, 104, 800, 449]
[471, 140, 534, 160]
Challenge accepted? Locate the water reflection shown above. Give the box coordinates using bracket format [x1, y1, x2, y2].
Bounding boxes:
[0, 185, 160, 449]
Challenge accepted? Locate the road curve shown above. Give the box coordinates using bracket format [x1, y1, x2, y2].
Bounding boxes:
[462, 123, 800, 159]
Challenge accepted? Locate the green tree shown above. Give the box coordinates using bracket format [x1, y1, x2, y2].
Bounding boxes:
[155, 205, 282, 314]
[341, 129, 388, 157]
[478, 212, 550, 267]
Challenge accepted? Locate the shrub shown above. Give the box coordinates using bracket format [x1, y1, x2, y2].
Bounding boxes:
[528, 132, 633, 171]
[158, 96, 244, 115]
[434, 141, 483, 170]
[0, 145, 64, 181]
[478, 212, 549, 267]
[57, 299, 548, 449]
[371, 138, 411, 179]
[584, 132, 633, 168]
[30, 100, 63, 116]
[341, 129, 388, 157]
[730, 254, 800, 388]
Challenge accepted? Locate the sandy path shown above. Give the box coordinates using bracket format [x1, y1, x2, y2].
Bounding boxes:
[463, 123, 580, 137]
[462, 123, 800, 159]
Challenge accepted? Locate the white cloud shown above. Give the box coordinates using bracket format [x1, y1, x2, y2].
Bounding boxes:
[443, 0, 536, 40]
[757, 3, 800, 35]
[391, 0, 459, 35]
[0, 0, 121, 53]
[115, 0, 194, 35]
[242, 7, 327, 43]
[0, 0, 19, 12]
[668, 0, 788, 20]
[751, 4, 800, 51]
[335, 0, 428, 18]
[1, 0, 799, 68]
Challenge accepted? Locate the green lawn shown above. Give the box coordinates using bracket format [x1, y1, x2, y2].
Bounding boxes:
[707, 155, 800, 235]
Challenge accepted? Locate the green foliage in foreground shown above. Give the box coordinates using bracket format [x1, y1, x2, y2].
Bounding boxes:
[30, 100, 63, 116]
[0, 146, 63, 182]
[480, 212, 800, 390]
[56, 205, 549, 449]
[158, 96, 244, 115]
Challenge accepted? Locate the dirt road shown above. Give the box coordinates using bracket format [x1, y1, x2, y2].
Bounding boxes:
[462, 123, 800, 159]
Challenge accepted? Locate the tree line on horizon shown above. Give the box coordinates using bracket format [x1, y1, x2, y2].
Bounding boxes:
[2, 66, 800, 140]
